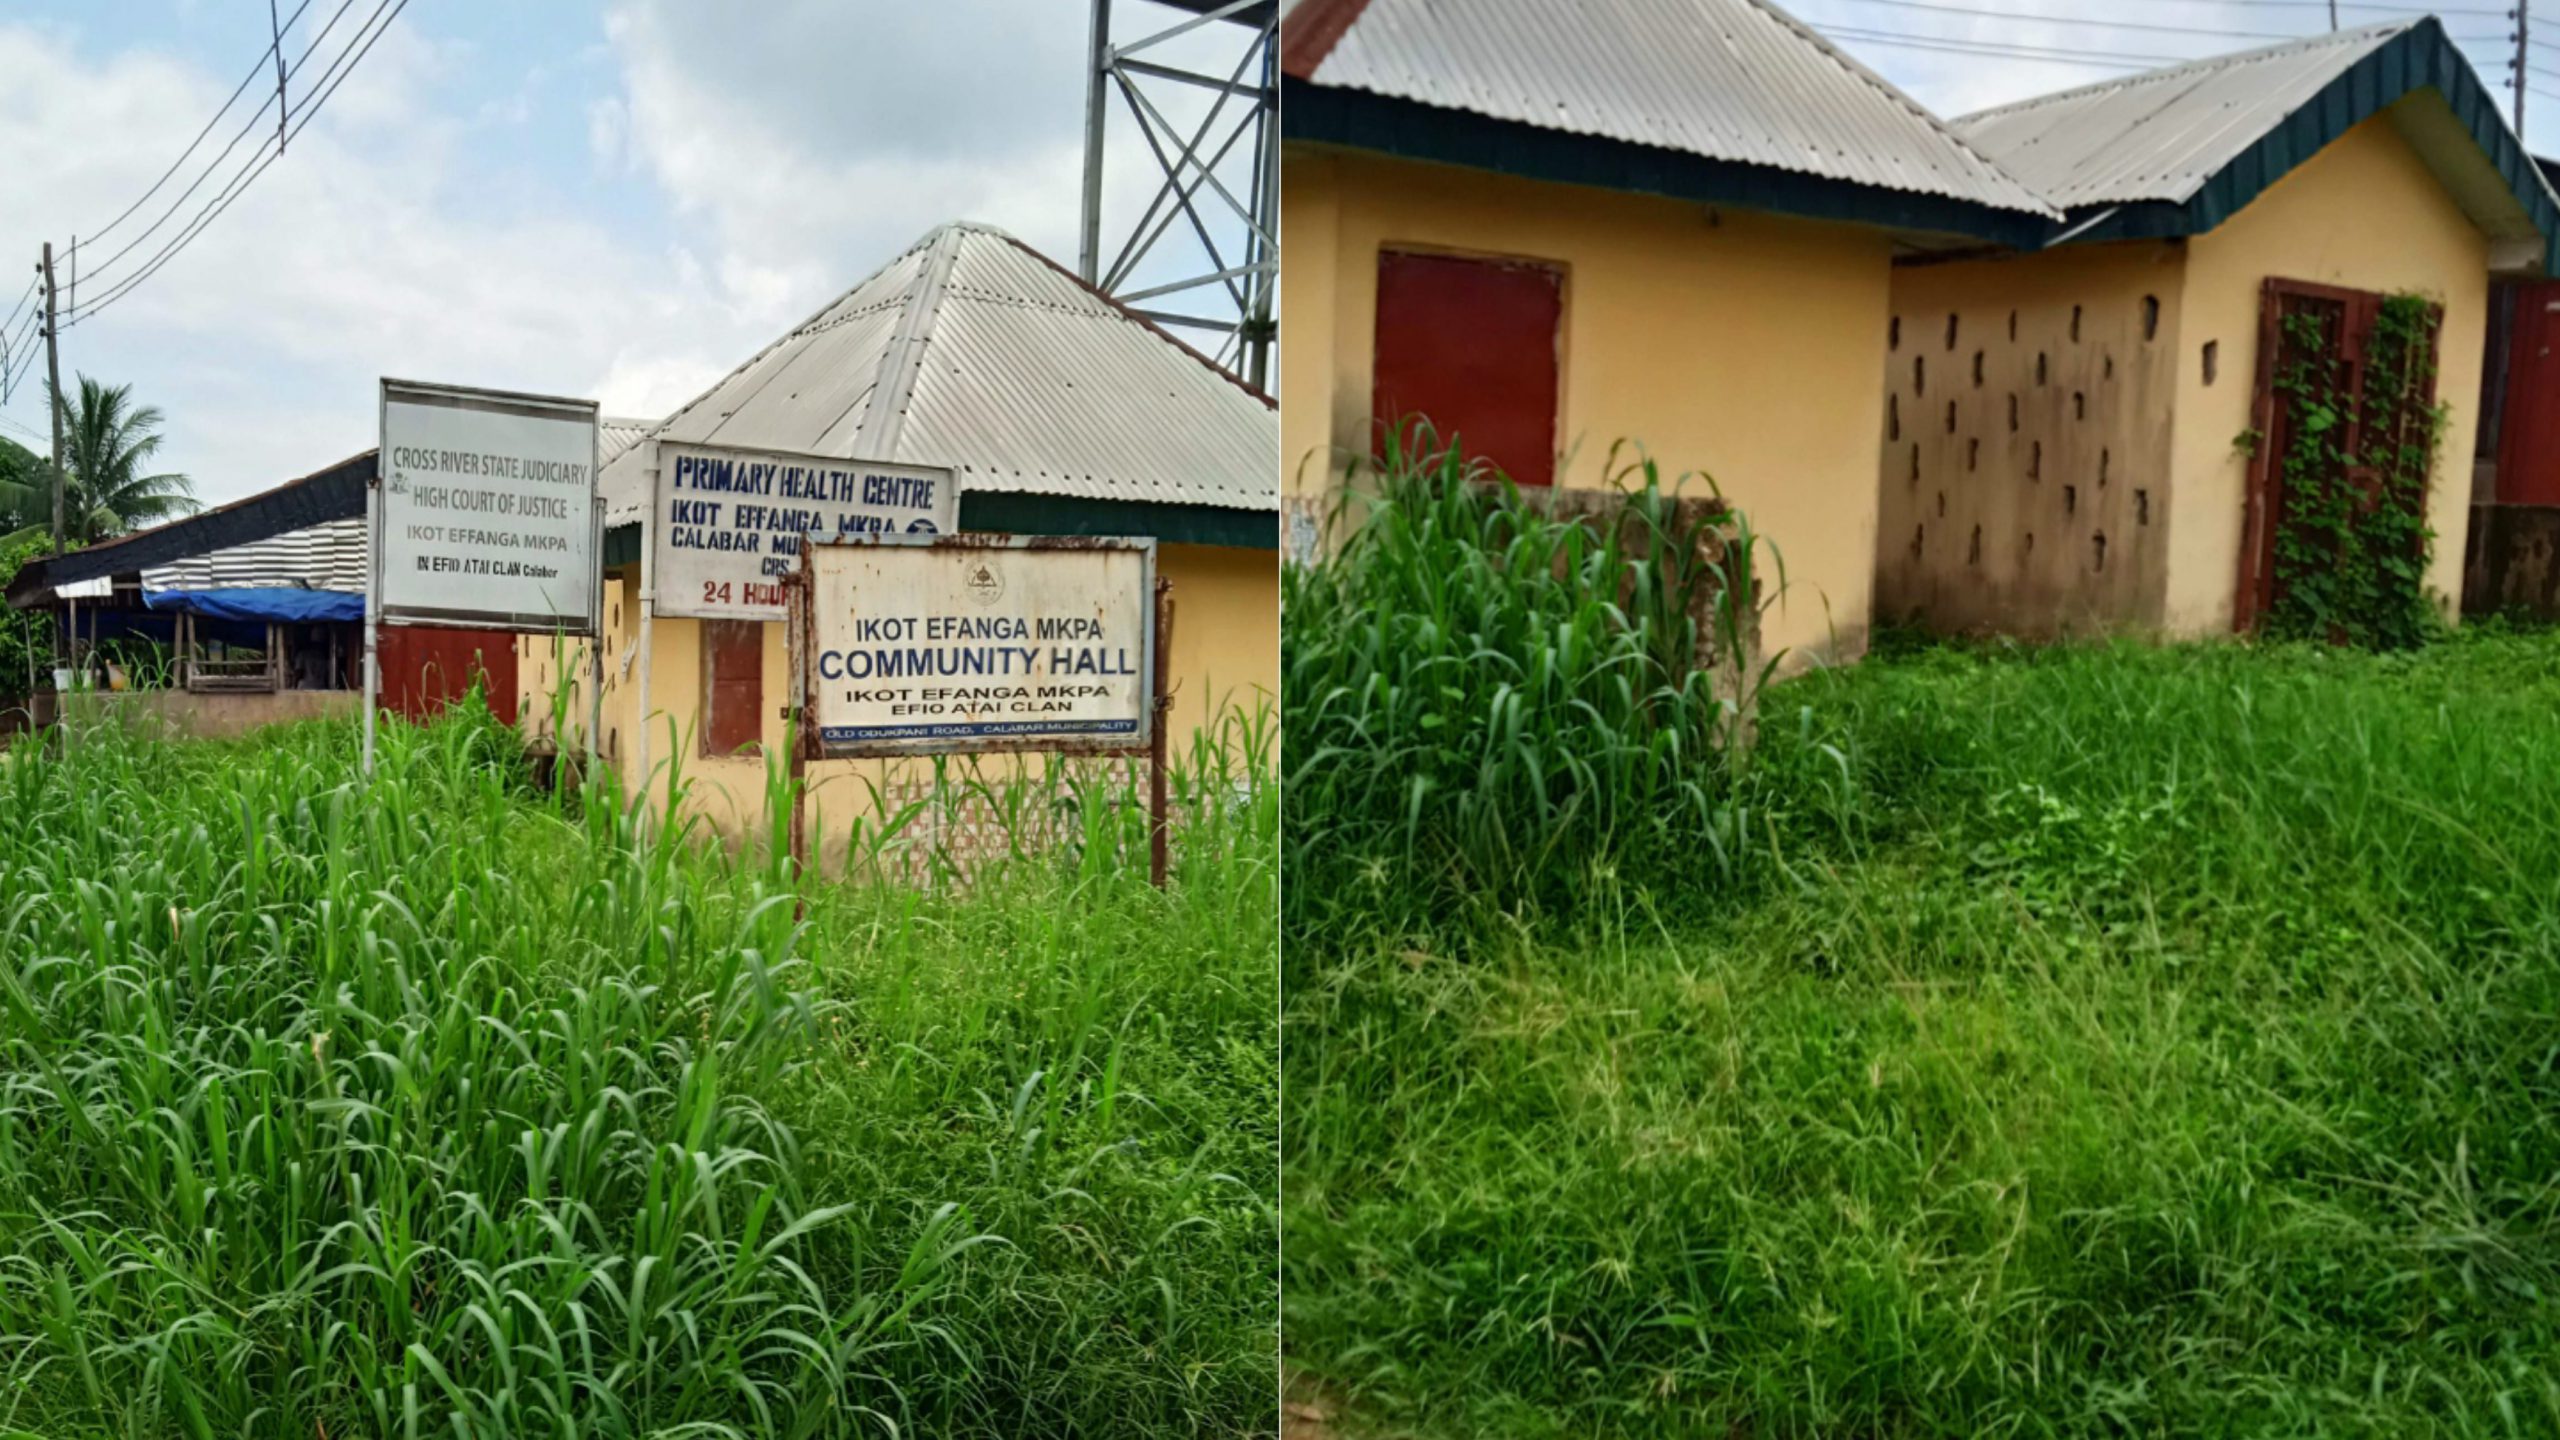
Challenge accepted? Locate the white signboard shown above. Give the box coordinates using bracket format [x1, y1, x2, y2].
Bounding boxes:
[376, 379, 599, 632]
[654, 441, 957, 622]
[800, 535, 1155, 756]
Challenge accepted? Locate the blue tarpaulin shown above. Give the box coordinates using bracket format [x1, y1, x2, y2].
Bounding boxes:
[143, 588, 366, 624]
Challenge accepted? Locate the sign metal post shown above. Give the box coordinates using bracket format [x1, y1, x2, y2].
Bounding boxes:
[1149, 575, 1174, 889]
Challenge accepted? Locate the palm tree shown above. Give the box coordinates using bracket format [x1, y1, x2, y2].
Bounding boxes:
[0, 376, 196, 547]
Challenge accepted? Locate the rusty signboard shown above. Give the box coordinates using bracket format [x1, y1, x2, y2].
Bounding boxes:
[784, 532, 1176, 885]
[791, 533, 1161, 758]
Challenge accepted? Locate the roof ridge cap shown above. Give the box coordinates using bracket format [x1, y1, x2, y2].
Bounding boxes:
[847, 223, 968, 457]
[637, 224, 949, 447]
[1733, 0, 2052, 214]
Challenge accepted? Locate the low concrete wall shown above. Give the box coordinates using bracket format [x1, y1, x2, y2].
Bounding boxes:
[2461, 502, 2560, 620]
[59, 688, 359, 740]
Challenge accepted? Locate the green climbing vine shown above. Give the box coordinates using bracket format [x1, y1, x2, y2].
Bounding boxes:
[2264, 293, 2446, 649]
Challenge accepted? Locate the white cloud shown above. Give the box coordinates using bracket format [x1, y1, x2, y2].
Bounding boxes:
[0, 1, 1270, 506]
[597, 0, 1263, 324]
[0, 16, 769, 505]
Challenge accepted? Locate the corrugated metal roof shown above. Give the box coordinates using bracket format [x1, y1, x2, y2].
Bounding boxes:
[1955, 21, 2412, 209]
[600, 415, 654, 467]
[1292, 0, 2053, 218]
[141, 517, 367, 594]
[601, 222, 1274, 522]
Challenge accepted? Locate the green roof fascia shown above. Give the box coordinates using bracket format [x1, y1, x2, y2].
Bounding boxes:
[604, 521, 642, 570]
[2054, 19, 2560, 272]
[600, 496, 1273, 574]
[958, 491, 1274, 549]
[1283, 78, 2054, 251]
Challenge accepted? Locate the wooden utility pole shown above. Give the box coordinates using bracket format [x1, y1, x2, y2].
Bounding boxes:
[40, 244, 64, 557]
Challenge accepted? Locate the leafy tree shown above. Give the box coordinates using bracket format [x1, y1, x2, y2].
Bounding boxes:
[0, 532, 48, 705]
[0, 376, 195, 547]
[0, 435, 38, 537]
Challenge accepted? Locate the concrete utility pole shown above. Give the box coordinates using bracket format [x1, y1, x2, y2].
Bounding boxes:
[40, 244, 65, 557]
[2519, 0, 2531, 136]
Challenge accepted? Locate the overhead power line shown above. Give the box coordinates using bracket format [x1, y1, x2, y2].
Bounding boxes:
[2178, 0, 2511, 13]
[0, 278, 33, 340]
[65, 0, 413, 329]
[1832, 0, 2301, 42]
[74, 0, 363, 292]
[1822, 23, 2193, 67]
[75, 0, 316, 250]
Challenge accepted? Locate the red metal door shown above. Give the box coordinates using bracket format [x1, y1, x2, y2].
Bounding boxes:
[1372, 249, 1562, 486]
[2496, 280, 2560, 504]
[376, 626, 519, 725]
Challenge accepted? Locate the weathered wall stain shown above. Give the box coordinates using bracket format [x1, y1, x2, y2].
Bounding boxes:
[1875, 242, 2183, 637]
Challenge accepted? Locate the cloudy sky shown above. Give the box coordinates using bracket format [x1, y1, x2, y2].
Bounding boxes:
[0, 0, 1263, 505]
[0, 2, 2534, 509]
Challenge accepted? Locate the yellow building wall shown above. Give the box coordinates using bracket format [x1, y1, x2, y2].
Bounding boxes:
[1879, 242, 2187, 635]
[519, 542, 1275, 842]
[1282, 145, 1898, 664]
[2167, 107, 2491, 633]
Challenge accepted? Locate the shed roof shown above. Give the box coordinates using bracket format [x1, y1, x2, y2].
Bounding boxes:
[1281, 0, 2055, 238]
[141, 517, 367, 595]
[1954, 18, 2560, 269]
[600, 415, 654, 468]
[602, 221, 1276, 531]
[8, 451, 373, 607]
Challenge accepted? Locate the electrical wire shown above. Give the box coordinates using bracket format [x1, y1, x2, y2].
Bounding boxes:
[1, 310, 38, 391]
[0, 278, 34, 341]
[74, 0, 316, 249]
[1822, 23, 2192, 66]
[73, 0, 363, 291]
[1830, 0, 2301, 42]
[65, 0, 411, 329]
[2183, 0, 2511, 12]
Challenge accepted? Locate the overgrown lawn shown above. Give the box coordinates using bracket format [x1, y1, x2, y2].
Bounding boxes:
[1285, 630, 2560, 1438]
[0, 702, 1277, 1438]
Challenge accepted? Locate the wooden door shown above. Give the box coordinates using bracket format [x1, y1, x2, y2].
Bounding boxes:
[700, 618, 764, 757]
[2236, 278, 2441, 633]
[2496, 280, 2560, 504]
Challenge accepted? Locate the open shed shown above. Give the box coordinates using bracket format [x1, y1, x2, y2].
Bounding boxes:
[5, 444, 645, 737]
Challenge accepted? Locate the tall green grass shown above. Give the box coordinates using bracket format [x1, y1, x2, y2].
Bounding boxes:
[1282, 440, 1772, 943]
[0, 695, 1276, 1438]
[1285, 630, 2560, 1437]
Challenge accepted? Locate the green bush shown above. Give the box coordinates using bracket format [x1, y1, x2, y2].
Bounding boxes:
[1282, 436, 1773, 944]
[0, 534, 47, 710]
